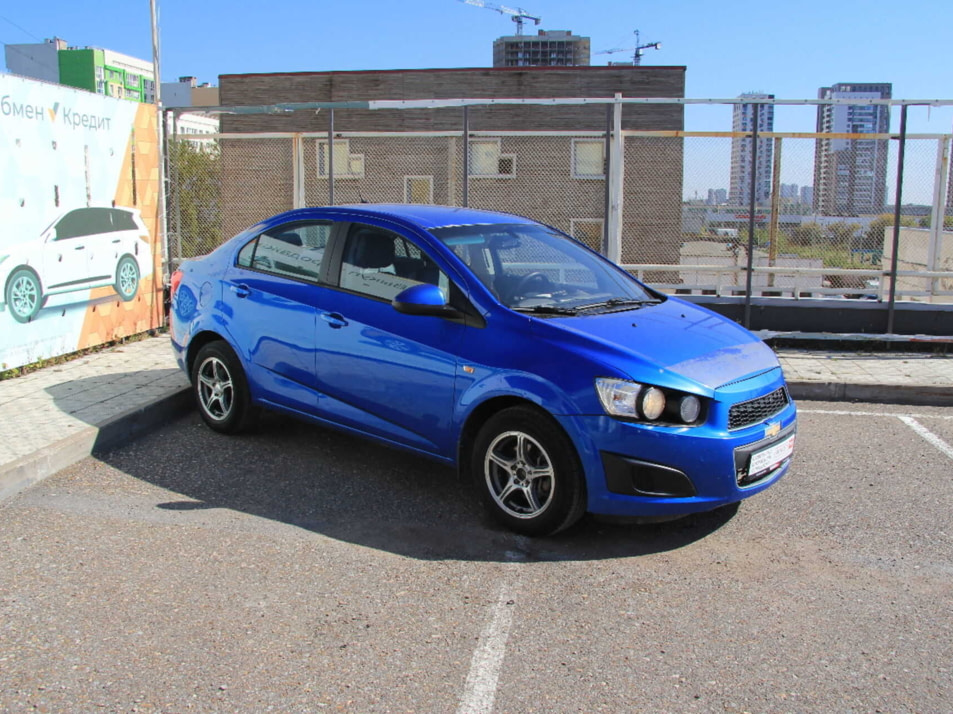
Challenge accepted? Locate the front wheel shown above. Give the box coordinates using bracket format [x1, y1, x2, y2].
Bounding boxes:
[115, 255, 140, 301]
[471, 406, 587, 536]
[191, 341, 256, 434]
[5, 268, 43, 323]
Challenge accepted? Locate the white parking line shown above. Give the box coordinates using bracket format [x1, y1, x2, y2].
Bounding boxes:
[457, 544, 530, 714]
[800, 408, 953, 420]
[456, 574, 519, 714]
[898, 417, 953, 460]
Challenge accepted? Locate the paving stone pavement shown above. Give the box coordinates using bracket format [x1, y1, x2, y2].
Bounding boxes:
[0, 333, 951, 502]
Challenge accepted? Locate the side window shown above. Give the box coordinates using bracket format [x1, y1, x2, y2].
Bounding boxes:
[235, 221, 330, 283]
[339, 224, 449, 301]
[55, 209, 104, 240]
[110, 209, 139, 232]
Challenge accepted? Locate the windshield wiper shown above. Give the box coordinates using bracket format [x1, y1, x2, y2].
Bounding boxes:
[511, 305, 579, 315]
[575, 297, 659, 312]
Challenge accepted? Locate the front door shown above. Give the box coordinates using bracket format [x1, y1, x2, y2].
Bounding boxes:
[313, 223, 463, 457]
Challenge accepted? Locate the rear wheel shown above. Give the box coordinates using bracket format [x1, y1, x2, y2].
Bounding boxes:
[471, 406, 587, 536]
[115, 255, 139, 301]
[191, 341, 256, 434]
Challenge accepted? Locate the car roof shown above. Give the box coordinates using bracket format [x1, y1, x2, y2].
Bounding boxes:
[271, 204, 539, 231]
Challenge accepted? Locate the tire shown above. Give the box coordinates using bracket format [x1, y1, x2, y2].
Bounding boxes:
[471, 405, 587, 536]
[115, 255, 140, 302]
[191, 341, 256, 434]
[5, 267, 43, 323]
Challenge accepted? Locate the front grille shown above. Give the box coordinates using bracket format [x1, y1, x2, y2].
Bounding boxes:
[728, 387, 789, 430]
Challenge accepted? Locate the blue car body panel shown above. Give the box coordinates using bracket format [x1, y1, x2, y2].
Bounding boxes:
[171, 204, 796, 519]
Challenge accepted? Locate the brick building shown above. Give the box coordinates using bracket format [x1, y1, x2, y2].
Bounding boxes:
[214, 66, 685, 264]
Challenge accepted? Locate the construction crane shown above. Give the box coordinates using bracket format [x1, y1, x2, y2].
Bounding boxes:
[459, 0, 541, 35]
[596, 30, 662, 66]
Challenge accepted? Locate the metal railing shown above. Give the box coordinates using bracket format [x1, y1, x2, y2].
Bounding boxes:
[164, 96, 953, 334]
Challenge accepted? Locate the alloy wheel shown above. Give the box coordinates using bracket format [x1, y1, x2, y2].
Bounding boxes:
[197, 356, 234, 421]
[484, 430, 556, 519]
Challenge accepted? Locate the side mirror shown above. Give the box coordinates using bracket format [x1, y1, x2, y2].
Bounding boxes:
[392, 283, 462, 319]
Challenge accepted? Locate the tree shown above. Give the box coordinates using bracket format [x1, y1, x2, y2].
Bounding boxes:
[862, 214, 916, 251]
[789, 222, 824, 247]
[827, 221, 861, 248]
[167, 139, 222, 261]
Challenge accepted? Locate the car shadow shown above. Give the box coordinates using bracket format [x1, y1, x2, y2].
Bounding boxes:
[95, 410, 740, 563]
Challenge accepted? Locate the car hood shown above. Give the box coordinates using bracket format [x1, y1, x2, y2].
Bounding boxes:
[534, 298, 780, 392]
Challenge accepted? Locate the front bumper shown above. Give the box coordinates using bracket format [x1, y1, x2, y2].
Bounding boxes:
[560, 394, 797, 518]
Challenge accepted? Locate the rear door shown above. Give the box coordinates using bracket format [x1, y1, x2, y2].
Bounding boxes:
[220, 220, 333, 415]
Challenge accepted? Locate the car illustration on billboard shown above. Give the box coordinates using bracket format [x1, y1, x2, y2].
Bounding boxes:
[0, 206, 151, 323]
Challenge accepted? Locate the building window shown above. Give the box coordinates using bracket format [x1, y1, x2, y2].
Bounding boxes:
[405, 176, 434, 204]
[570, 219, 604, 253]
[572, 139, 605, 179]
[316, 140, 364, 179]
[469, 139, 515, 177]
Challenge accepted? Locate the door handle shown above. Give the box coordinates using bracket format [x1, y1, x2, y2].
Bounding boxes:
[74, 245, 85, 250]
[111, 239, 121, 244]
[320, 312, 348, 329]
[230, 284, 250, 299]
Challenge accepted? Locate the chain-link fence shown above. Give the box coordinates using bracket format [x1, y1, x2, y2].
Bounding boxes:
[165, 98, 953, 315]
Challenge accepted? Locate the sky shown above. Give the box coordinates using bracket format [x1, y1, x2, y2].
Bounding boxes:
[3, 0, 951, 201]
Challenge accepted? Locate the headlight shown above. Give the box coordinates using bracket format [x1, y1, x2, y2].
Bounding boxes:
[637, 386, 666, 420]
[0, 254, 8, 266]
[595, 378, 704, 425]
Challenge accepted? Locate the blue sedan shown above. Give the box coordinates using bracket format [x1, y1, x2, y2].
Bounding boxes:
[170, 205, 796, 536]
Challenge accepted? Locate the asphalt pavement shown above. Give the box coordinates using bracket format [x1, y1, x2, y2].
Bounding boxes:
[1, 399, 952, 712]
[1, 332, 952, 504]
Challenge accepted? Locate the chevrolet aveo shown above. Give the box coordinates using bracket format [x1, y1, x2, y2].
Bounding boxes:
[170, 205, 796, 535]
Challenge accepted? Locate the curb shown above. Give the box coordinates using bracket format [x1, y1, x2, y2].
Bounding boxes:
[788, 381, 953, 407]
[0, 387, 193, 504]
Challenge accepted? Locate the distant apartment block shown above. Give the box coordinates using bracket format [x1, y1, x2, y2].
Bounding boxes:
[493, 30, 590, 67]
[161, 75, 220, 108]
[728, 93, 774, 206]
[813, 83, 892, 216]
[5, 37, 155, 103]
[706, 188, 727, 205]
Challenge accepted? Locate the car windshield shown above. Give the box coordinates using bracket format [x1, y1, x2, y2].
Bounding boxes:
[430, 223, 658, 314]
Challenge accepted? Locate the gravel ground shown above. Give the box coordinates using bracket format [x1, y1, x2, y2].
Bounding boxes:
[1, 401, 951, 713]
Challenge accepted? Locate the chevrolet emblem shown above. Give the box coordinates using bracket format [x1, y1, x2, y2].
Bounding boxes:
[765, 421, 781, 438]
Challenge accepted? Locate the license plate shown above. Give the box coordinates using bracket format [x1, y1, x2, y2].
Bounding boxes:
[747, 434, 796, 477]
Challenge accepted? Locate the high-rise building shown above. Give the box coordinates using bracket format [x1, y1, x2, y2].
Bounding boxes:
[728, 93, 775, 207]
[4, 37, 155, 103]
[707, 188, 727, 205]
[800, 185, 814, 206]
[813, 83, 892, 216]
[492, 30, 590, 68]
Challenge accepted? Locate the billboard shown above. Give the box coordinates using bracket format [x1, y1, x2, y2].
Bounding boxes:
[0, 74, 162, 370]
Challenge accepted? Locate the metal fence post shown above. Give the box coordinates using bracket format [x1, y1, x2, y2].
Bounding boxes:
[462, 106, 469, 208]
[603, 104, 612, 256]
[928, 136, 951, 300]
[886, 104, 908, 334]
[328, 109, 335, 205]
[606, 93, 624, 264]
[767, 136, 782, 289]
[743, 103, 760, 328]
[292, 133, 304, 209]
